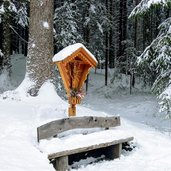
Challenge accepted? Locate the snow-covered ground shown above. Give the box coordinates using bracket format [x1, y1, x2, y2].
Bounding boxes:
[0, 55, 171, 171]
[84, 71, 171, 135]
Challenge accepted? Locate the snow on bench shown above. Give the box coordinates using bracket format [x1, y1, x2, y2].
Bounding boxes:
[37, 116, 120, 142]
[37, 116, 134, 171]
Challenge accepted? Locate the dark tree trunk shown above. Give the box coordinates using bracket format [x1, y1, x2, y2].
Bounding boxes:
[133, 0, 140, 49]
[0, 23, 3, 69]
[142, 14, 150, 50]
[24, 27, 28, 56]
[0, 24, 2, 50]
[83, 0, 90, 46]
[83, 0, 90, 91]
[2, 9, 12, 73]
[119, 0, 127, 61]
[142, 17, 146, 50]
[109, 0, 114, 69]
[150, 10, 153, 43]
[105, 0, 110, 86]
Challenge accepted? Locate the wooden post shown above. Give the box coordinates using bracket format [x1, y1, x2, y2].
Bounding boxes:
[55, 156, 68, 171]
[68, 104, 76, 117]
[68, 95, 82, 116]
[105, 143, 122, 159]
[113, 143, 122, 159]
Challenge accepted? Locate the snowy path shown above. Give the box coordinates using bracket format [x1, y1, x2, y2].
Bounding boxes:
[84, 72, 171, 134]
[84, 94, 171, 134]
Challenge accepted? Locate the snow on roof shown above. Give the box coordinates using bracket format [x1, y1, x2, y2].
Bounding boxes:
[53, 43, 97, 63]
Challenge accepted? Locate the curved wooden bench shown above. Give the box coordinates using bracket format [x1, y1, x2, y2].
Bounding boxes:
[37, 116, 134, 171]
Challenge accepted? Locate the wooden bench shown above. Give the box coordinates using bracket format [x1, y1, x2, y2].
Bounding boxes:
[37, 116, 134, 171]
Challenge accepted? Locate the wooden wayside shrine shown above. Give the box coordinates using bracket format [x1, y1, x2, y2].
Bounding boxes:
[53, 43, 98, 117]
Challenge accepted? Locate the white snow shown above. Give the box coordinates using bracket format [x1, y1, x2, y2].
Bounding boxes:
[39, 129, 133, 155]
[39, 0, 44, 6]
[129, 0, 169, 18]
[1, 55, 171, 170]
[0, 49, 3, 56]
[169, 25, 171, 33]
[32, 43, 36, 48]
[147, 0, 166, 7]
[90, 5, 96, 14]
[43, 21, 49, 29]
[8, 2, 17, 13]
[0, 4, 4, 14]
[72, 122, 171, 171]
[53, 43, 97, 63]
[0, 83, 57, 171]
[97, 22, 103, 33]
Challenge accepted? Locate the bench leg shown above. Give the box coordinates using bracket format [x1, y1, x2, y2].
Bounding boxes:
[113, 143, 122, 159]
[55, 156, 68, 171]
[105, 143, 122, 159]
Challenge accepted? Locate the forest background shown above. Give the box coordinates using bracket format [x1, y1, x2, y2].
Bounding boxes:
[0, 0, 171, 116]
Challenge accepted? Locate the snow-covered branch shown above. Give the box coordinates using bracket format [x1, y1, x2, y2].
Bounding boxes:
[129, 0, 171, 18]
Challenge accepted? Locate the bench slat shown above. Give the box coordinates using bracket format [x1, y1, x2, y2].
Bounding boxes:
[48, 136, 133, 159]
[37, 116, 120, 142]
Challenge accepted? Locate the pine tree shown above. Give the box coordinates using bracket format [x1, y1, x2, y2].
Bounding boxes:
[0, 0, 28, 73]
[80, 0, 108, 61]
[54, 0, 83, 51]
[130, 0, 171, 114]
[54, 0, 108, 64]
[0, 1, 15, 73]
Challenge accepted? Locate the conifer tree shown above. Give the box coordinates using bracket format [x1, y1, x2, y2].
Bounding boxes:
[130, 0, 171, 115]
[0, 0, 28, 73]
[54, 0, 83, 51]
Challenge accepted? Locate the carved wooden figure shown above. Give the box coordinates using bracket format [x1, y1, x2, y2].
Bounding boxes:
[53, 43, 98, 116]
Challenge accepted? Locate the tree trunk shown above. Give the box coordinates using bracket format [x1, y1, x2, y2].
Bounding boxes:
[0, 23, 2, 50]
[0, 23, 3, 69]
[105, 0, 110, 86]
[83, 0, 90, 91]
[24, 27, 28, 56]
[2, 4, 12, 73]
[119, 0, 127, 61]
[109, 0, 114, 69]
[27, 0, 54, 94]
[133, 0, 140, 49]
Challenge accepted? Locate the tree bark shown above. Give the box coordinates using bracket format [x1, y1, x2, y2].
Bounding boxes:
[27, 0, 54, 94]
[119, 0, 127, 61]
[105, 0, 110, 86]
[83, 0, 90, 91]
[109, 0, 114, 68]
[133, 0, 140, 49]
[2, 2, 12, 73]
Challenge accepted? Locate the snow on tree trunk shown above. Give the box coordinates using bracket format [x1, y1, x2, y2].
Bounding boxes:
[27, 0, 54, 95]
